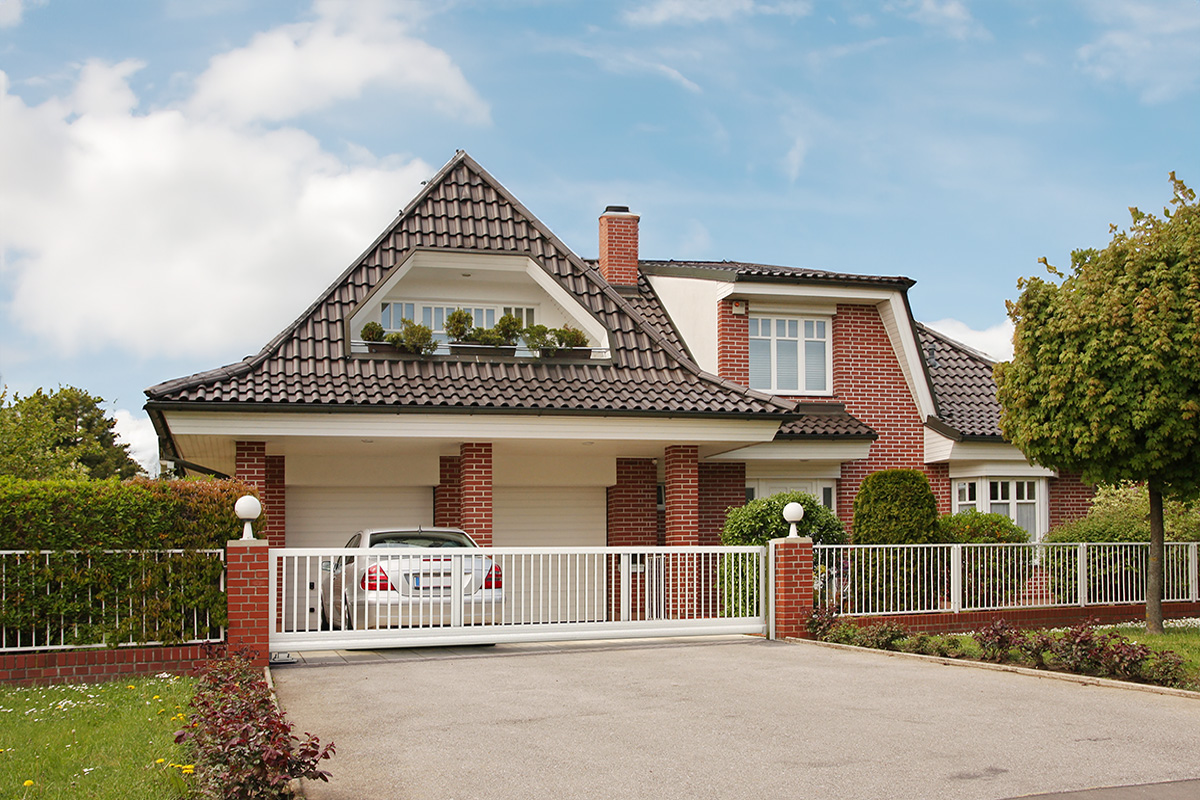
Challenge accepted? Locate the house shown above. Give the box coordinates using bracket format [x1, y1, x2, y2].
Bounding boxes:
[145, 151, 1092, 553]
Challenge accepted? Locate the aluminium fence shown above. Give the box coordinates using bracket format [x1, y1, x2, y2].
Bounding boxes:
[0, 549, 226, 653]
[270, 545, 767, 649]
[813, 542, 1199, 617]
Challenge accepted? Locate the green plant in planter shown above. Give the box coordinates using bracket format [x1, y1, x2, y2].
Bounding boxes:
[493, 313, 524, 346]
[385, 319, 439, 356]
[444, 308, 474, 342]
[521, 324, 556, 355]
[554, 325, 589, 349]
[360, 321, 385, 342]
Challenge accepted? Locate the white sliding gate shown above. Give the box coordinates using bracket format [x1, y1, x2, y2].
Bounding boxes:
[270, 546, 767, 650]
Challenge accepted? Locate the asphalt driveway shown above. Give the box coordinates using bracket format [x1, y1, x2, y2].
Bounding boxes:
[271, 637, 1200, 800]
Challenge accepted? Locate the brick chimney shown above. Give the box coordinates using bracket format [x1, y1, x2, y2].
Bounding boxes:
[598, 205, 639, 287]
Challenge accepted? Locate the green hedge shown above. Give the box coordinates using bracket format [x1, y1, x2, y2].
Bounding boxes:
[0, 476, 258, 647]
[0, 475, 261, 549]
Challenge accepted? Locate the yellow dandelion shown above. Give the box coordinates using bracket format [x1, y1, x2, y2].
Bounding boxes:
[153, 695, 160, 700]
[24, 780, 34, 787]
[126, 685, 135, 689]
[156, 758, 165, 764]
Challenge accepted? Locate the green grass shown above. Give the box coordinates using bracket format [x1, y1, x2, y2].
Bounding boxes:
[0, 674, 195, 800]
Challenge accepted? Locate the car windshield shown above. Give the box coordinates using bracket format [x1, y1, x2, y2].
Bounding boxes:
[368, 533, 472, 549]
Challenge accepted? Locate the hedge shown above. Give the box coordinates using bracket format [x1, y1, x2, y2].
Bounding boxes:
[0, 476, 261, 549]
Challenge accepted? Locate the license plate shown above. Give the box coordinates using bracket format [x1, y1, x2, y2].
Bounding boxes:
[414, 573, 450, 589]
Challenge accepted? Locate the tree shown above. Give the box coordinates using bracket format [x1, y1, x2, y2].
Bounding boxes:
[0, 386, 144, 480]
[995, 173, 1200, 633]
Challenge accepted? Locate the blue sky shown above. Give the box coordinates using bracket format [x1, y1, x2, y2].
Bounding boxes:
[2, 0, 1199, 472]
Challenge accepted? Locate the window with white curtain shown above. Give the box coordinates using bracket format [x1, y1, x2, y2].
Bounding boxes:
[952, 478, 1043, 540]
[748, 315, 831, 394]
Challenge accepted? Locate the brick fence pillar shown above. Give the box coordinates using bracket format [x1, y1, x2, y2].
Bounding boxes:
[771, 537, 814, 640]
[226, 538, 271, 667]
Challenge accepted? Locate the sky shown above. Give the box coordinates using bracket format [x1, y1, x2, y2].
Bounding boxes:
[2, 0, 1199, 474]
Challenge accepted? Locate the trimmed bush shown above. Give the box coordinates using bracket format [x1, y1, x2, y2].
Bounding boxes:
[721, 491, 845, 547]
[937, 510, 1029, 544]
[852, 469, 939, 544]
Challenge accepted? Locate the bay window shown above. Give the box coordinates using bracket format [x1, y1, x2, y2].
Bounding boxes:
[953, 478, 1044, 540]
[748, 315, 830, 394]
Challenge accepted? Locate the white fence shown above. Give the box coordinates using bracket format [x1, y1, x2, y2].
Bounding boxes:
[814, 542, 1200, 616]
[0, 549, 226, 653]
[270, 545, 767, 650]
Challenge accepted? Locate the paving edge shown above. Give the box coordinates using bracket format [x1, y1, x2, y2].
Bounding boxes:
[264, 666, 308, 799]
[785, 637, 1200, 700]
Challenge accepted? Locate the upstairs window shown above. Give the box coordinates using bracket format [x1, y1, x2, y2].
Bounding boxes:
[380, 303, 535, 344]
[748, 316, 830, 394]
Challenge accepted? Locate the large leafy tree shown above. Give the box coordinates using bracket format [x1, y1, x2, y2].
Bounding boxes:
[0, 386, 144, 480]
[995, 174, 1200, 632]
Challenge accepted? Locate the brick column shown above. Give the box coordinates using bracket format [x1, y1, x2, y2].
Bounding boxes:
[459, 443, 493, 547]
[607, 458, 658, 547]
[771, 537, 814, 640]
[717, 298, 749, 385]
[699, 462, 746, 546]
[664, 445, 699, 546]
[235, 442, 285, 546]
[436, 456, 463, 529]
[226, 538, 271, 667]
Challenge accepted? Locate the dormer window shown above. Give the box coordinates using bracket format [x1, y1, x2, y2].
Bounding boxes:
[748, 315, 831, 394]
[381, 302, 536, 344]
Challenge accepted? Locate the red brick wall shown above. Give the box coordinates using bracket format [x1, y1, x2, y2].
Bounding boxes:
[716, 299, 749, 385]
[459, 443, 493, 547]
[1049, 470, 1095, 529]
[772, 538, 815, 639]
[699, 462, 746, 546]
[436, 456, 462, 529]
[607, 458, 658, 547]
[664, 445, 699, 546]
[0, 646, 213, 687]
[598, 211, 639, 287]
[225, 539, 270, 668]
[820, 304, 948, 530]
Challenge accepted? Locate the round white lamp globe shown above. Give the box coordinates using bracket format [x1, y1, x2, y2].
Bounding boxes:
[782, 501, 805, 537]
[234, 495, 263, 540]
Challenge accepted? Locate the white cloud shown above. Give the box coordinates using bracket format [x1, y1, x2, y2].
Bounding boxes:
[1077, 0, 1200, 103]
[113, 409, 160, 476]
[0, 4, 485, 360]
[0, 0, 37, 28]
[188, 0, 489, 125]
[886, 0, 989, 41]
[924, 318, 1014, 362]
[560, 42, 702, 93]
[624, 0, 811, 26]
[783, 136, 807, 181]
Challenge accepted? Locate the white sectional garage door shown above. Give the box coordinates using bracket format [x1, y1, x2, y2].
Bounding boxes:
[285, 487, 433, 548]
[493, 487, 606, 546]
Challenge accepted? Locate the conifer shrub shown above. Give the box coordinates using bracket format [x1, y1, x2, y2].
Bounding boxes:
[852, 469, 939, 544]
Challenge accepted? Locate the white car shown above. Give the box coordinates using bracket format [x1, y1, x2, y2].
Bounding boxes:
[321, 528, 503, 629]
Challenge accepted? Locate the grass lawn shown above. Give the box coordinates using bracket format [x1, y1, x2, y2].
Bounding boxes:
[0, 674, 195, 800]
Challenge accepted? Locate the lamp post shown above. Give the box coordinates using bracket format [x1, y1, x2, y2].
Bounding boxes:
[234, 495, 262, 540]
[783, 501, 804, 537]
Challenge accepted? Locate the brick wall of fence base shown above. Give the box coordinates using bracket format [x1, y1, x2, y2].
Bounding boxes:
[0, 645, 217, 687]
[831, 602, 1200, 636]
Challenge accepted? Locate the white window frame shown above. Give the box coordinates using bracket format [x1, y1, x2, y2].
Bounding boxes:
[952, 477, 1047, 541]
[745, 479, 836, 512]
[380, 301, 536, 343]
[747, 314, 832, 395]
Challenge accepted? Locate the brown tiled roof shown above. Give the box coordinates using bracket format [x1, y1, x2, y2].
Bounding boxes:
[146, 152, 794, 419]
[639, 260, 915, 288]
[917, 323, 1003, 439]
[776, 408, 877, 439]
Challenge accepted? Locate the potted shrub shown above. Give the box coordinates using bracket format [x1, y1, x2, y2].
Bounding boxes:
[359, 321, 391, 353]
[449, 312, 522, 357]
[444, 308, 474, 344]
[544, 324, 590, 359]
[521, 324, 556, 356]
[385, 319, 439, 356]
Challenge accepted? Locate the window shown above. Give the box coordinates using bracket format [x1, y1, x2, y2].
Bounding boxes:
[748, 316, 830, 394]
[380, 303, 535, 343]
[745, 479, 836, 511]
[953, 478, 1042, 540]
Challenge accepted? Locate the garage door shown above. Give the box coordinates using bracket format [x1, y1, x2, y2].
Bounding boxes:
[494, 487, 607, 623]
[493, 487, 606, 546]
[285, 486, 434, 548]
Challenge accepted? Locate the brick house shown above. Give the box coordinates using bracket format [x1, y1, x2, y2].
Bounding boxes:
[145, 151, 1090, 552]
